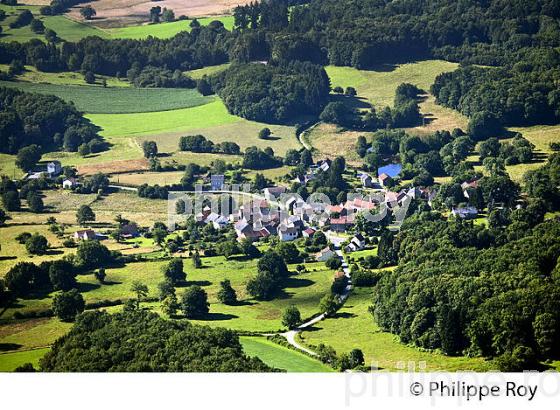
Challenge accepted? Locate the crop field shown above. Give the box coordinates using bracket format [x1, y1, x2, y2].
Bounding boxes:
[106, 16, 235, 39]
[298, 287, 493, 372]
[240, 337, 333, 372]
[0, 80, 213, 114]
[0, 4, 109, 42]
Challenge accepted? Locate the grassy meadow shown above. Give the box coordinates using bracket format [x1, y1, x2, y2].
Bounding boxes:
[240, 336, 333, 372]
[298, 287, 493, 372]
[0, 64, 128, 88]
[186, 63, 231, 80]
[0, 347, 50, 372]
[310, 60, 468, 161]
[105, 16, 235, 40]
[1, 253, 334, 333]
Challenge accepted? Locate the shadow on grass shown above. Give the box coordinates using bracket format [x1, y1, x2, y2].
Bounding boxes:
[77, 282, 101, 293]
[284, 277, 314, 288]
[181, 280, 212, 287]
[0, 343, 23, 352]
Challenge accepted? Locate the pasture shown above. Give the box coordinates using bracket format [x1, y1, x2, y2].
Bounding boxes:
[0, 64, 128, 88]
[309, 60, 468, 161]
[467, 124, 560, 182]
[0, 80, 213, 114]
[2, 255, 334, 332]
[298, 287, 493, 371]
[326, 60, 459, 108]
[106, 16, 235, 39]
[240, 336, 333, 372]
[0, 348, 50, 372]
[186, 63, 231, 80]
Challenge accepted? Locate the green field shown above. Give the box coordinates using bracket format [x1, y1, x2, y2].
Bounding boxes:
[87, 99, 239, 136]
[0, 64, 129, 87]
[0, 4, 109, 42]
[309, 60, 469, 162]
[186, 64, 231, 80]
[0, 348, 50, 372]
[326, 60, 459, 108]
[240, 337, 333, 372]
[298, 287, 493, 371]
[0, 80, 213, 114]
[106, 16, 235, 40]
[2, 255, 334, 332]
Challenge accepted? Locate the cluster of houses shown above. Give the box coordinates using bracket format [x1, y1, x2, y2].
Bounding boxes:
[73, 223, 139, 242]
[26, 160, 79, 189]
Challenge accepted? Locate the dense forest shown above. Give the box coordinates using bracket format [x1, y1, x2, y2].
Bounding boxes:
[373, 155, 560, 369]
[0, 87, 102, 154]
[41, 308, 275, 371]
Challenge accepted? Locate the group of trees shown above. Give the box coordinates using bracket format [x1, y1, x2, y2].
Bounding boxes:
[0, 22, 231, 74]
[320, 82, 422, 131]
[0, 87, 103, 156]
[246, 251, 289, 300]
[126, 66, 196, 88]
[40, 308, 275, 371]
[212, 61, 330, 123]
[242, 146, 281, 170]
[179, 135, 241, 155]
[432, 62, 560, 128]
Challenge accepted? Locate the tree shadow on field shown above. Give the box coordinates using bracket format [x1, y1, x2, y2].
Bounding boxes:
[0, 256, 17, 261]
[284, 277, 314, 289]
[182, 280, 212, 287]
[335, 312, 357, 319]
[232, 300, 256, 307]
[0, 343, 23, 352]
[202, 312, 239, 321]
[77, 282, 101, 293]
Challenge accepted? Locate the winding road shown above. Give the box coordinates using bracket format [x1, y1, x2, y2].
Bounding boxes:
[281, 239, 352, 356]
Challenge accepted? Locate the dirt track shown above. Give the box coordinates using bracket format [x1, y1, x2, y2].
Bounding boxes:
[65, 0, 250, 27]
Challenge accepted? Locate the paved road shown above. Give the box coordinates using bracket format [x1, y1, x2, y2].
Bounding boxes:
[281, 240, 352, 355]
[297, 122, 319, 151]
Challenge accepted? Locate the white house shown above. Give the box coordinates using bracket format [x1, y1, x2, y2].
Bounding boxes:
[278, 225, 299, 241]
[62, 178, 77, 189]
[74, 229, 96, 241]
[47, 161, 62, 176]
[451, 206, 478, 219]
[315, 246, 336, 262]
[345, 234, 365, 252]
